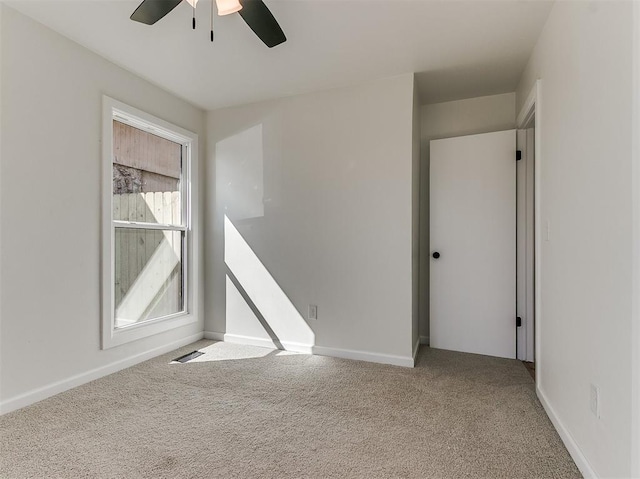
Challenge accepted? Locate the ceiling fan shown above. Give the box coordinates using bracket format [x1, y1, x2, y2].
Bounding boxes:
[130, 0, 286, 48]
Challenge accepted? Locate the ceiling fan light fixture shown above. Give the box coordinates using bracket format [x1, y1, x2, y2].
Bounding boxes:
[130, 0, 285, 47]
[216, 0, 242, 16]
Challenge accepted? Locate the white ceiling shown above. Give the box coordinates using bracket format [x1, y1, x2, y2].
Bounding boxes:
[8, 0, 553, 110]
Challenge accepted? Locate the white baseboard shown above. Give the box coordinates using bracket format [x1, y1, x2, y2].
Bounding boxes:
[203, 331, 224, 341]
[223, 332, 275, 349]
[209, 332, 414, 368]
[0, 332, 204, 415]
[420, 335, 430, 345]
[223, 333, 314, 354]
[312, 345, 414, 368]
[536, 386, 597, 478]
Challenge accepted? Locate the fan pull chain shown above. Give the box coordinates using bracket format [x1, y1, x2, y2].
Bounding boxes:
[210, 0, 214, 42]
[192, 5, 196, 29]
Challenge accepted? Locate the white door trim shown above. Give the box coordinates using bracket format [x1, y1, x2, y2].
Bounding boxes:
[517, 80, 541, 382]
[516, 129, 535, 362]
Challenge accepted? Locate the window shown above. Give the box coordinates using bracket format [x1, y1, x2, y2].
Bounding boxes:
[102, 97, 198, 348]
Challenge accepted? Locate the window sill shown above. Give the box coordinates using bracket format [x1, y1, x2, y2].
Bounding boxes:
[101, 312, 198, 349]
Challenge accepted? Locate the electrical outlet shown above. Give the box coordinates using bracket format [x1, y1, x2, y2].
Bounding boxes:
[590, 384, 600, 419]
[308, 305, 318, 320]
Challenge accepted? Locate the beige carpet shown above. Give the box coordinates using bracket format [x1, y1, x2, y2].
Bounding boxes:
[0, 341, 580, 478]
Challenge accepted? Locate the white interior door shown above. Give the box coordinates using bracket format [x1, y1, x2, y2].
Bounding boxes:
[430, 130, 516, 359]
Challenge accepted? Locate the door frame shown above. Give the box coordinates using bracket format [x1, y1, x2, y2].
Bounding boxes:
[516, 128, 534, 362]
[516, 80, 542, 382]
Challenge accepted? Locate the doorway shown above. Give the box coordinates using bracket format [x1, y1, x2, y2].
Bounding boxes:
[427, 85, 540, 373]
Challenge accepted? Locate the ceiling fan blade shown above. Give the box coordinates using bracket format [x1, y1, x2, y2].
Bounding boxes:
[131, 0, 183, 25]
[238, 0, 286, 48]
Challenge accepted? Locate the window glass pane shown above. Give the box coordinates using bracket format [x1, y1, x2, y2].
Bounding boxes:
[112, 120, 182, 225]
[114, 228, 184, 328]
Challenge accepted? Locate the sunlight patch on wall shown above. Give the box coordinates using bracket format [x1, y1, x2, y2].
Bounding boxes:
[216, 124, 265, 220]
[224, 215, 315, 350]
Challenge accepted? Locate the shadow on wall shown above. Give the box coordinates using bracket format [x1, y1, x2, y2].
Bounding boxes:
[224, 215, 315, 352]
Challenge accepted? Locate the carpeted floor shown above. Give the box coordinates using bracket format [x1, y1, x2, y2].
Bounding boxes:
[0, 341, 580, 478]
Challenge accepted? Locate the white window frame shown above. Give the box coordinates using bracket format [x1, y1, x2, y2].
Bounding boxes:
[101, 96, 198, 349]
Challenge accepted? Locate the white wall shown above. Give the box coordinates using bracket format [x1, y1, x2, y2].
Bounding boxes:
[0, 6, 3, 406]
[0, 6, 206, 411]
[516, 2, 634, 477]
[421, 93, 516, 141]
[418, 93, 516, 341]
[632, 4, 640, 477]
[411, 77, 421, 354]
[205, 74, 416, 365]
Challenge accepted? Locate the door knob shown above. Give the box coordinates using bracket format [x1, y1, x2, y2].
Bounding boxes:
[432, 252, 440, 259]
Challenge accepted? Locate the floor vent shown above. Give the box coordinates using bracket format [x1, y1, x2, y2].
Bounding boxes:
[173, 351, 204, 363]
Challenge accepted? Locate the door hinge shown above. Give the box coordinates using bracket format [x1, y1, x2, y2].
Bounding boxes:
[516, 150, 522, 161]
[516, 317, 522, 327]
